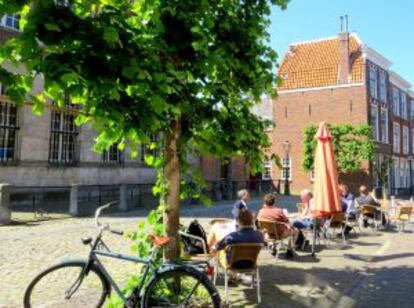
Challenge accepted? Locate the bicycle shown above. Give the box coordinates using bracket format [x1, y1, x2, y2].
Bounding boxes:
[23, 202, 221, 308]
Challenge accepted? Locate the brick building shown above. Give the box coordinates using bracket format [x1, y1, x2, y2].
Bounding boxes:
[270, 30, 414, 196]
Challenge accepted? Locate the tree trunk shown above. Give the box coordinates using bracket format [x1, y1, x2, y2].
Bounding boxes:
[163, 118, 182, 261]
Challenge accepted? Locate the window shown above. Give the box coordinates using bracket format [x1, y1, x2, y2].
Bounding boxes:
[393, 122, 400, 153]
[140, 135, 159, 163]
[281, 158, 292, 181]
[379, 71, 387, 102]
[411, 100, 414, 118]
[0, 83, 6, 96]
[370, 105, 379, 141]
[401, 93, 408, 119]
[380, 108, 388, 143]
[2, 14, 20, 30]
[49, 96, 79, 164]
[405, 160, 410, 188]
[0, 101, 18, 162]
[262, 156, 272, 180]
[392, 87, 400, 116]
[403, 126, 409, 154]
[411, 129, 414, 154]
[369, 64, 378, 99]
[393, 158, 400, 189]
[103, 143, 122, 163]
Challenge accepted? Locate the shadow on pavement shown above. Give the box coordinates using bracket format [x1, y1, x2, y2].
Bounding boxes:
[226, 264, 414, 308]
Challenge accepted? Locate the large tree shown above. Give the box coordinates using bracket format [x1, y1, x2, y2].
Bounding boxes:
[0, 0, 287, 260]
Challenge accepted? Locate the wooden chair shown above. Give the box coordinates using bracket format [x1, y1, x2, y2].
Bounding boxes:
[324, 212, 346, 245]
[395, 206, 413, 233]
[358, 204, 381, 230]
[214, 243, 263, 304]
[257, 220, 294, 259]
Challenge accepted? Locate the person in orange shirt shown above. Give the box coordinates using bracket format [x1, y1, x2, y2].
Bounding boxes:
[257, 193, 304, 257]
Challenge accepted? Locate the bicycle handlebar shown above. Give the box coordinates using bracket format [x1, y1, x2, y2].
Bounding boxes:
[94, 201, 118, 228]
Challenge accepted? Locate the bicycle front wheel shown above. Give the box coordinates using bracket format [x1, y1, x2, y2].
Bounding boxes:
[24, 261, 110, 308]
[142, 268, 221, 308]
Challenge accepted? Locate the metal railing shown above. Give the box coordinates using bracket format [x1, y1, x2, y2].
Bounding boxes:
[9, 179, 281, 217]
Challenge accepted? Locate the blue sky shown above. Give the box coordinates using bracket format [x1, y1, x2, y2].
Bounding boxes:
[269, 0, 414, 85]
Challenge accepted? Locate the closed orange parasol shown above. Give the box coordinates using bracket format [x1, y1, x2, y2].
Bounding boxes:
[312, 122, 342, 217]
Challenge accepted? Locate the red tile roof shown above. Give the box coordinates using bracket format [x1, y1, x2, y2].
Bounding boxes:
[278, 35, 364, 90]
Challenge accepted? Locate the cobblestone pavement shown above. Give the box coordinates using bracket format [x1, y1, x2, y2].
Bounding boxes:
[1, 196, 414, 307]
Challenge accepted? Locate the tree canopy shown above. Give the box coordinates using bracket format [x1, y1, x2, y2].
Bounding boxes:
[0, 0, 289, 260]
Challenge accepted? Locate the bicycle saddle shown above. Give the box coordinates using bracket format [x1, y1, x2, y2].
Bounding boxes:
[81, 237, 93, 245]
[150, 234, 171, 246]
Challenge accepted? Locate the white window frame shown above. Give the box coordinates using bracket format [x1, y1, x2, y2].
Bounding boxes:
[403, 126, 409, 154]
[392, 87, 400, 116]
[393, 122, 400, 153]
[0, 100, 18, 162]
[380, 108, 389, 144]
[370, 105, 379, 141]
[262, 156, 272, 180]
[369, 64, 378, 99]
[379, 71, 387, 102]
[1, 14, 20, 30]
[281, 158, 292, 181]
[401, 92, 408, 119]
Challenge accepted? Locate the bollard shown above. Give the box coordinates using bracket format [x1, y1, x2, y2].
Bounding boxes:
[0, 184, 11, 225]
[70, 184, 79, 216]
[119, 184, 127, 211]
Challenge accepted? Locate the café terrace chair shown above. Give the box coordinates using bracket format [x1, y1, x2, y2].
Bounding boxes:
[358, 204, 381, 231]
[324, 212, 346, 246]
[257, 220, 295, 260]
[394, 206, 413, 233]
[214, 243, 263, 304]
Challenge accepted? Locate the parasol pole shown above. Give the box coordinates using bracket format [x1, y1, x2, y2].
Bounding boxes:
[311, 217, 317, 257]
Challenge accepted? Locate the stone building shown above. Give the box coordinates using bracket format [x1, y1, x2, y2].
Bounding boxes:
[0, 16, 254, 195]
[270, 29, 414, 196]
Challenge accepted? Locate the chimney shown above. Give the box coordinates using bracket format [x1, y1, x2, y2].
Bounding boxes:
[338, 15, 350, 84]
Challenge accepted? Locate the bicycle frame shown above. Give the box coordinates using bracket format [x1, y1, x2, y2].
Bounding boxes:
[63, 202, 213, 308]
[71, 229, 159, 307]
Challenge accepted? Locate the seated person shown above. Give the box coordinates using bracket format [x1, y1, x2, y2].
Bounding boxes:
[292, 189, 314, 230]
[339, 183, 356, 218]
[355, 185, 381, 227]
[210, 210, 264, 267]
[257, 193, 301, 255]
[339, 183, 356, 235]
[232, 189, 250, 220]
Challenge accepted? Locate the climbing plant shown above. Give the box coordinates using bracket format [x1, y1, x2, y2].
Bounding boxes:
[302, 123, 375, 173]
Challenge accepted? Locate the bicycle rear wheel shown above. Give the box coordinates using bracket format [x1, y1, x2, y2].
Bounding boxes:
[24, 261, 110, 308]
[141, 268, 221, 308]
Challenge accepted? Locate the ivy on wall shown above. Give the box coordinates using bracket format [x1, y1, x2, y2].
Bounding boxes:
[302, 123, 375, 173]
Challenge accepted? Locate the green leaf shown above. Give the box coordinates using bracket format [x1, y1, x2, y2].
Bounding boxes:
[44, 23, 61, 32]
[103, 26, 120, 45]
